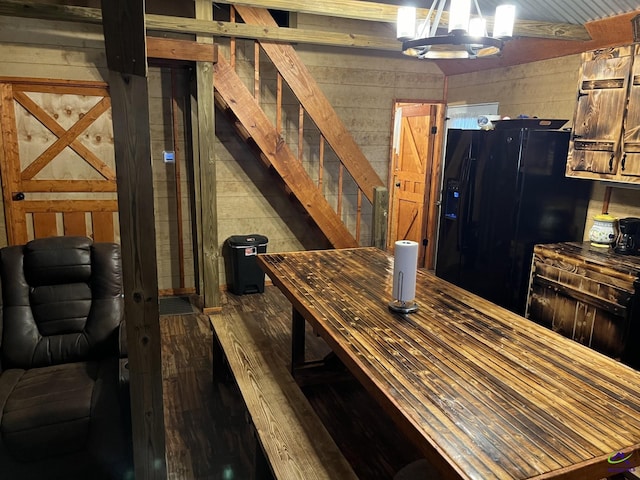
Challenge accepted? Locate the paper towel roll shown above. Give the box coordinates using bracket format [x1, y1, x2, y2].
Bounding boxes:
[392, 240, 418, 302]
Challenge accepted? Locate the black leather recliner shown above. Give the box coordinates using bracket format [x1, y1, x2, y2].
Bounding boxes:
[0, 236, 132, 479]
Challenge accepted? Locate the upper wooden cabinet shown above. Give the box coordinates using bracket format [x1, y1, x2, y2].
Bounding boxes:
[566, 44, 640, 183]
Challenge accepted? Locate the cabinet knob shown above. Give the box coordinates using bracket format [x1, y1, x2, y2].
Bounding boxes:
[609, 154, 615, 172]
[621, 153, 627, 171]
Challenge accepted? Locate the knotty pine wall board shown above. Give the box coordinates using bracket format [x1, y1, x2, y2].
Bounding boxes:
[282, 15, 444, 243]
[295, 51, 444, 187]
[295, 9, 388, 36]
[0, 15, 105, 49]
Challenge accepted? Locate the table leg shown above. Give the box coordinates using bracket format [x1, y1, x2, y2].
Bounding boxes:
[290, 306, 351, 385]
[291, 307, 306, 374]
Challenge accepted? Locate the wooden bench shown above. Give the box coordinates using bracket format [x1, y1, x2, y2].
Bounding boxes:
[210, 312, 358, 480]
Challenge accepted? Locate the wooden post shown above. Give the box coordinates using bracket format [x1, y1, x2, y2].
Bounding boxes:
[189, 74, 204, 301]
[372, 186, 388, 250]
[195, 0, 221, 312]
[170, 68, 186, 289]
[100, 1, 167, 479]
[602, 185, 613, 213]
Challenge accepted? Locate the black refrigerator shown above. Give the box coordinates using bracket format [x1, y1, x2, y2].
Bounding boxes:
[435, 128, 591, 315]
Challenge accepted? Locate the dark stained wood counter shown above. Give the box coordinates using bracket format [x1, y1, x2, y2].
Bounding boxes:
[258, 247, 640, 480]
[527, 241, 640, 366]
[531, 241, 640, 279]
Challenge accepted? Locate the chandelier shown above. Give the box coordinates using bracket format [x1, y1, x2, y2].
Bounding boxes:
[397, 0, 516, 59]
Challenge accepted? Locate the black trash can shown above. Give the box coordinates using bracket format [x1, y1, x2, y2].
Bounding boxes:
[225, 234, 269, 295]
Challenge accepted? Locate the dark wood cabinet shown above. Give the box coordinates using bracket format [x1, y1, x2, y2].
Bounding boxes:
[526, 242, 640, 368]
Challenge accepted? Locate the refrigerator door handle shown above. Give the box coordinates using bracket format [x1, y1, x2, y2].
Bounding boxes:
[459, 156, 476, 251]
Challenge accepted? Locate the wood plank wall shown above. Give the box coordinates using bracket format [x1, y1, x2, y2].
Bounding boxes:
[148, 67, 195, 291]
[0, 12, 439, 291]
[0, 15, 107, 250]
[447, 55, 581, 120]
[214, 11, 445, 272]
[446, 55, 640, 238]
[0, 15, 194, 291]
[9, 12, 636, 287]
[0, 16, 107, 81]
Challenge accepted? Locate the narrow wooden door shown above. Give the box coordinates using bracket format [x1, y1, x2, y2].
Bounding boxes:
[0, 78, 118, 245]
[388, 102, 443, 268]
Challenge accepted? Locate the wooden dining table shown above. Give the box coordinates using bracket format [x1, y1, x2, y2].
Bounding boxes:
[256, 247, 640, 480]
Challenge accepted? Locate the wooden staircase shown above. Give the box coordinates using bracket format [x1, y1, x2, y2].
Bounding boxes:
[212, 6, 385, 248]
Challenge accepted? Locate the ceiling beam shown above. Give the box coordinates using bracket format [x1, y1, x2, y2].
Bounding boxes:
[0, 0, 591, 50]
[0, 0, 402, 51]
[215, 0, 592, 41]
[146, 36, 217, 62]
[145, 13, 400, 49]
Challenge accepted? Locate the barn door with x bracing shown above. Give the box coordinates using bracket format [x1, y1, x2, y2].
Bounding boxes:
[0, 77, 118, 245]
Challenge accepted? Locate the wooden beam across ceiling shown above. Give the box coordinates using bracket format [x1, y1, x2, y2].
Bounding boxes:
[0, 0, 400, 51]
[146, 36, 217, 62]
[146, 13, 399, 49]
[213, 0, 592, 41]
[0, 0, 591, 54]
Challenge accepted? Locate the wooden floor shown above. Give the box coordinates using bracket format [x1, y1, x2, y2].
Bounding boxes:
[161, 285, 422, 480]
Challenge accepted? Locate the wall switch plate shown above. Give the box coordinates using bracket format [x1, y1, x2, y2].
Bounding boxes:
[163, 151, 175, 163]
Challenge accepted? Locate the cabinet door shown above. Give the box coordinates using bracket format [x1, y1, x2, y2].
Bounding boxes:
[621, 44, 640, 178]
[567, 46, 631, 176]
[528, 280, 630, 359]
[527, 255, 633, 359]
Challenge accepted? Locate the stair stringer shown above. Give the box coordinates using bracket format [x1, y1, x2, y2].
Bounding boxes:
[213, 54, 358, 249]
[234, 5, 384, 205]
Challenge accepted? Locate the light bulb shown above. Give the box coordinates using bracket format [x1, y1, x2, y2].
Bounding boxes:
[397, 6, 417, 40]
[449, 0, 471, 33]
[493, 4, 515, 38]
[468, 17, 486, 37]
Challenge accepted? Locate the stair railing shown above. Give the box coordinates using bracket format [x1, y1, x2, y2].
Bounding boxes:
[221, 6, 387, 247]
